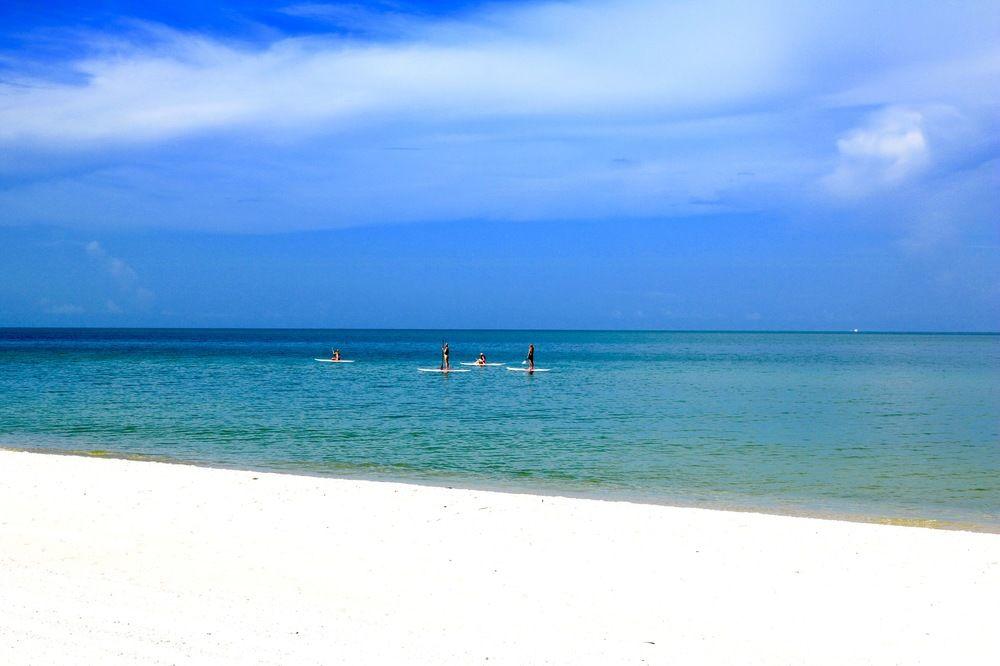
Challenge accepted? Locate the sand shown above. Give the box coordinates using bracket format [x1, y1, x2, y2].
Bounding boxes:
[0, 450, 997, 665]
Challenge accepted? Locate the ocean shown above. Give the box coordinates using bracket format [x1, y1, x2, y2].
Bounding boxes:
[1, 328, 997, 527]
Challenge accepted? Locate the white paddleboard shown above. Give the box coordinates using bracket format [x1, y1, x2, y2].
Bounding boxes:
[315, 359, 355, 363]
[507, 367, 551, 372]
[460, 362, 504, 366]
[418, 368, 470, 373]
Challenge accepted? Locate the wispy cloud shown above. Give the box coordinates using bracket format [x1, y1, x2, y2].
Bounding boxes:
[279, 2, 423, 37]
[38, 299, 85, 315]
[84, 240, 154, 307]
[5, 1, 994, 146]
[86, 240, 139, 282]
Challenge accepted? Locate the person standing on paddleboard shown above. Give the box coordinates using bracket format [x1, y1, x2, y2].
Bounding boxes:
[441, 342, 451, 370]
[526, 344, 535, 371]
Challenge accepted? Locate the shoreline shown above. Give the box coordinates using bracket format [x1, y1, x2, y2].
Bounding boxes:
[2, 449, 998, 664]
[3, 444, 996, 534]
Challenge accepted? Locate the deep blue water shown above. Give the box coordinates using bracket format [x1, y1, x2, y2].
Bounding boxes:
[1, 328, 997, 526]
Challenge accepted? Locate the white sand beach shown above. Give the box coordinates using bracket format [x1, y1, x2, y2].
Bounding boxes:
[0, 449, 997, 665]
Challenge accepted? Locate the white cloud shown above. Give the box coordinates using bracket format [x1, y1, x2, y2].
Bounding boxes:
[0, 1, 821, 145]
[84, 240, 154, 307]
[823, 107, 930, 196]
[1, 1, 995, 150]
[0, 1, 995, 233]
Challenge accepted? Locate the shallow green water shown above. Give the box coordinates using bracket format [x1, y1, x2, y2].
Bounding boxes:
[1, 329, 997, 526]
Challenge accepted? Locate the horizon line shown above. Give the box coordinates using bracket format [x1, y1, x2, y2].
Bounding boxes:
[1, 326, 997, 335]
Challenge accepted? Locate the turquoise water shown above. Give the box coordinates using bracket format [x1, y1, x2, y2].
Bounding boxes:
[1, 329, 997, 526]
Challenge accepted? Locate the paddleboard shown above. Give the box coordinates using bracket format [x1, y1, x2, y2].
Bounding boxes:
[315, 359, 355, 363]
[507, 367, 551, 372]
[460, 362, 504, 367]
[418, 368, 470, 373]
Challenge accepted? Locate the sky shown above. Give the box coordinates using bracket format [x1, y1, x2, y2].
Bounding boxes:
[0, 0, 997, 330]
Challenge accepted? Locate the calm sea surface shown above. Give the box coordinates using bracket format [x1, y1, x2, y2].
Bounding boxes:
[1, 329, 997, 526]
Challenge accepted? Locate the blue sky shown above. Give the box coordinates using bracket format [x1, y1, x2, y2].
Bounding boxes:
[1, 0, 997, 329]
